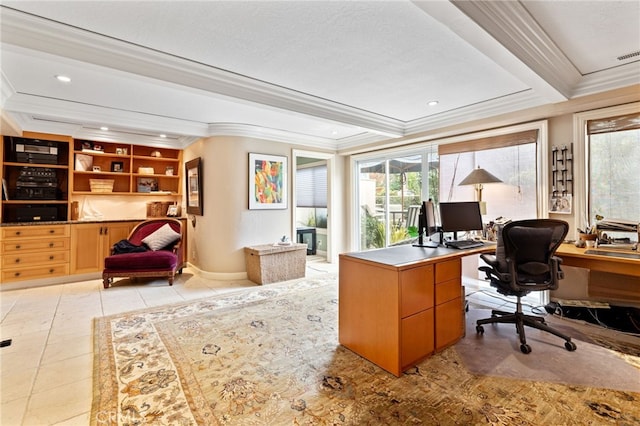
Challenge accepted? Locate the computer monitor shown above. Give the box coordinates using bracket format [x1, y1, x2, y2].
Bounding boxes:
[439, 201, 483, 241]
[413, 200, 439, 248]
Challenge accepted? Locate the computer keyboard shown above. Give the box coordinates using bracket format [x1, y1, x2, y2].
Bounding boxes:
[445, 240, 484, 249]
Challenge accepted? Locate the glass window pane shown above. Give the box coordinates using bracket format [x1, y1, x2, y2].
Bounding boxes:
[589, 128, 640, 227]
[439, 144, 537, 223]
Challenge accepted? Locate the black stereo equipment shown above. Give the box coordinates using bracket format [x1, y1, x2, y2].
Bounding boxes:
[16, 206, 58, 222]
[15, 167, 59, 200]
[10, 137, 59, 165]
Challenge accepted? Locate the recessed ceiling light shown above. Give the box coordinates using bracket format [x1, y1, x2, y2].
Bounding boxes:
[427, 100, 439, 106]
[331, 130, 338, 136]
[55, 75, 71, 83]
[100, 126, 109, 131]
[160, 134, 167, 138]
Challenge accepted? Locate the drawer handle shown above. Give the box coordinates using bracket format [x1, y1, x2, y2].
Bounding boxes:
[15, 231, 21, 236]
[49, 255, 54, 260]
[14, 272, 20, 277]
[49, 243, 54, 248]
[49, 229, 55, 234]
[49, 269, 54, 274]
[15, 245, 21, 249]
[15, 258, 20, 263]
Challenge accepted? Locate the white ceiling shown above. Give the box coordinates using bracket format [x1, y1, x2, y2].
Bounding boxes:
[1, 1, 639, 150]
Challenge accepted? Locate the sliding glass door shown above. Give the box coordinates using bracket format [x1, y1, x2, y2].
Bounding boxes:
[357, 150, 438, 250]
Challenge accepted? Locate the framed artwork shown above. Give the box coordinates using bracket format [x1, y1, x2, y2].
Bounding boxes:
[249, 153, 287, 209]
[185, 157, 203, 215]
[550, 194, 572, 214]
[167, 204, 179, 217]
[110, 161, 124, 172]
[137, 177, 158, 193]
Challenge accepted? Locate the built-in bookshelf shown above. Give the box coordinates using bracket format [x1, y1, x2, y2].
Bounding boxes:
[72, 140, 182, 195]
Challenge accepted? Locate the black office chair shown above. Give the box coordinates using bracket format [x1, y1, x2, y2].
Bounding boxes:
[475, 219, 577, 354]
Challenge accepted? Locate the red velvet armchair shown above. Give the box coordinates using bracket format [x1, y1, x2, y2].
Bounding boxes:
[102, 218, 185, 289]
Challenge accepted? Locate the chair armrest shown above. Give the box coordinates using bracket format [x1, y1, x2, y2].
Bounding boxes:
[480, 253, 498, 267]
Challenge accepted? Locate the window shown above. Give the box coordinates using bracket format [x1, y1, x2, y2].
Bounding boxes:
[356, 149, 438, 249]
[587, 113, 640, 227]
[439, 132, 538, 224]
[353, 122, 547, 251]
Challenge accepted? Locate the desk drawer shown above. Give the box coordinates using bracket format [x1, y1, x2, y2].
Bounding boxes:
[435, 297, 462, 351]
[435, 258, 461, 283]
[1, 264, 70, 283]
[400, 264, 434, 318]
[1, 238, 70, 254]
[3, 251, 70, 268]
[435, 278, 461, 305]
[2, 225, 69, 240]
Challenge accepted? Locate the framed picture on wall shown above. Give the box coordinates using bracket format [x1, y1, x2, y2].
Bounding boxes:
[185, 157, 203, 215]
[249, 152, 287, 209]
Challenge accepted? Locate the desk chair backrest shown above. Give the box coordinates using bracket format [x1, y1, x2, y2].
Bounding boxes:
[406, 205, 421, 228]
[501, 219, 568, 290]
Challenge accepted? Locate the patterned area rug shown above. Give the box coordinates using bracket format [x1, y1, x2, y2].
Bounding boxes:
[92, 275, 640, 425]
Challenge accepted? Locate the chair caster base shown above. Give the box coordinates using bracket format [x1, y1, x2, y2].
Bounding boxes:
[520, 344, 532, 354]
[476, 325, 484, 334]
[565, 341, 577, 351]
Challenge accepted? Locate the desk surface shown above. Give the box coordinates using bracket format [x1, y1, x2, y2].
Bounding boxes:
[341, 242, 495, 269]
[556, 244, 640, 277]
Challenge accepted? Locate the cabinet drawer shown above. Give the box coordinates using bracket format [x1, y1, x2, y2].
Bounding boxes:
[1, 264, 70, 283]
[2, 251, 70, 268]
[435, 297, 463, 351]
[400, 265, 434, 318]
[435, 258, 460, 284]
[401, 308, 434, 369]
[435, 277, 461, 305]
[2, 225, 70, 240]
[2, 238, 70, 254]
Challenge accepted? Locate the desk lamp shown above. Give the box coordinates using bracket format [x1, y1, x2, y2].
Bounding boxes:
[459, 166, 502, 214]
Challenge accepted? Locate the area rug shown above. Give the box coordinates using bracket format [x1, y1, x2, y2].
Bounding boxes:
[92, 275, 640, 425]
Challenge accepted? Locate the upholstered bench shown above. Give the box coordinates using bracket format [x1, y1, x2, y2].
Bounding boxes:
[102, 218, 184, 288]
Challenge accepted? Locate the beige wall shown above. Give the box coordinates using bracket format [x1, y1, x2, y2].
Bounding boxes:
[183, 135, 342, 277]
[182, 85, 640, 277]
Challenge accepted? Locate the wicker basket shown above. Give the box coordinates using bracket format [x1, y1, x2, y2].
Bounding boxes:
[90, 179, 114, 193]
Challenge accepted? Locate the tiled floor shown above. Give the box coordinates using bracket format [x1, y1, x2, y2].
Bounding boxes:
[0, 260, 337, 426]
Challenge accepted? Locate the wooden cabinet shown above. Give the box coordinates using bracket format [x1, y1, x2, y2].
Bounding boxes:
[339, 245, 480, 377]
[72, 140, 182, 196]
[1, 224, 70, 283]
[1, 133, 71, 223]
[70, 222, 135, 274]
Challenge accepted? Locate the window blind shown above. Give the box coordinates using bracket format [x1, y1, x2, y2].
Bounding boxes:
[587, 113, 640, 135]
[438, 129, 539, 155]
[296, 165, 327, 207]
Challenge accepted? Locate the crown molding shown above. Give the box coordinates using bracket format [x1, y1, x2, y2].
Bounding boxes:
[573, 62, 640, 97]
[451, 0, 581, 99]
[0, 71, 17, 107]
[207, 123, 341, 150]
[404, 89, 544, 136]
[0, 6, 404, 138]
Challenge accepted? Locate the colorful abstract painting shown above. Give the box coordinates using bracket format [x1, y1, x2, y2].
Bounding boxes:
[249, 153, 287, 209]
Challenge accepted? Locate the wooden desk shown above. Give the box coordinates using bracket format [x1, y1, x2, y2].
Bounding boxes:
[555, 244, 640, 305]
[339, 243, 493, 377]
[556, 244, 640, 277]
